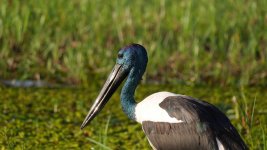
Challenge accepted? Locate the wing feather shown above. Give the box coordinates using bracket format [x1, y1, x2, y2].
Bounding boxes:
[141, 96, 248, 150]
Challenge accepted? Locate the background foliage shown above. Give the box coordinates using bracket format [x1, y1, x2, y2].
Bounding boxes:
[0, 0, 266, 86]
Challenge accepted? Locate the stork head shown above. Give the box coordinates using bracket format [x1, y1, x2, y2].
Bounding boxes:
[81, 44, 148, 129]
[116, 44, 148, 75]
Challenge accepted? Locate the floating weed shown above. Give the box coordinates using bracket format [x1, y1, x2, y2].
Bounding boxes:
[0, 85, 266, 149]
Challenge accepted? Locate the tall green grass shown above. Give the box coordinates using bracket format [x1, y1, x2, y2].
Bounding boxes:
[0, 0, 266, 86]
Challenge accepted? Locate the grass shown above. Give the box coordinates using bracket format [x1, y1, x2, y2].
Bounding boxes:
[86, 115, 112, 150]
[0, 85, 266, 149]
[0, 0, 266, 86]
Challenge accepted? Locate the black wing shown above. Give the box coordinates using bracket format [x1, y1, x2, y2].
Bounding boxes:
[142, 95, 248, 150]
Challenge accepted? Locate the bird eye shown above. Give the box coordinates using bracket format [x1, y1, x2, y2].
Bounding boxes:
[118, 53, 123, 58]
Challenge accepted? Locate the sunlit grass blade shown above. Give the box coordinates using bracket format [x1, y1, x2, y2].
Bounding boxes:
[86, 138, 112, 150]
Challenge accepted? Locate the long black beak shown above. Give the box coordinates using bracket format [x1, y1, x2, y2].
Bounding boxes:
[81, 64, 128, 129]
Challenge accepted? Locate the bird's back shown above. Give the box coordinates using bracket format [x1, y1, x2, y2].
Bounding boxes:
[135, 92, 248, 150]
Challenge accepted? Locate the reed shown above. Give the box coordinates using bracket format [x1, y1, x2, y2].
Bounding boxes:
[0, 0, 266, 86]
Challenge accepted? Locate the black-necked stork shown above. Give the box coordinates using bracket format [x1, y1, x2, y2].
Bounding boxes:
[81, 44, 248, 150]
